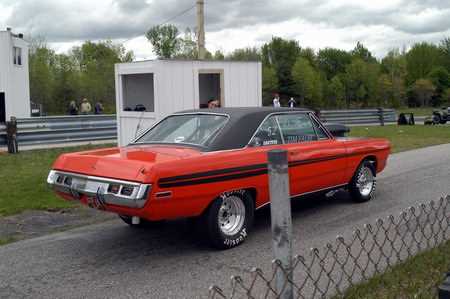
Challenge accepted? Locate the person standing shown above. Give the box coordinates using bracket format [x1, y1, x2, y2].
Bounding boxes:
[273, 93, 281, 108]
[80, 98, 92, 115]
[288, 97, 296, 108]
[68, 100, 78, 115]
[94, 102, 104, 114]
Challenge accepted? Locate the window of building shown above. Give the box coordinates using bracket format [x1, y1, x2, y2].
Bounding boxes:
[121, 73, 154, 112]
[13, 47, 22, 65]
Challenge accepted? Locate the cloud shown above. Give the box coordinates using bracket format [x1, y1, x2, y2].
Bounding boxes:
[2, 0, 450, 58]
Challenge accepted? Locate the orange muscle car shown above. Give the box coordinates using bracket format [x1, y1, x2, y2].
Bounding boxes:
[47, 108, 390, 249]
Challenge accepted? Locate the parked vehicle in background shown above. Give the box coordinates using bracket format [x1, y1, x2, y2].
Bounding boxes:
[47, 108, 390, 249]
[432, 107, 450, 124]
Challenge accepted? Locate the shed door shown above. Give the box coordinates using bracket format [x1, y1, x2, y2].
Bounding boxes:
[198, 70, 224, 108]
[0, 93, 5, 123]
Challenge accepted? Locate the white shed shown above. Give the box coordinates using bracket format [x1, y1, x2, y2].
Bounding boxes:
[115, 60, 262, 146]
[0, 28, 30, 122]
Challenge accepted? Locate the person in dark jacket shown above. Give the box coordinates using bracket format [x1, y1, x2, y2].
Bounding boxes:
[94, 102, 104, 114]
[68, 101, 78, 115]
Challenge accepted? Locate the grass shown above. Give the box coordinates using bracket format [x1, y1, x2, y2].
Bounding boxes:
[397, 107, 435, 117]
[0, 144, 114, 216]
[349, 125, 450, 153]
[339, 240, 450, 299]
[0, 237, 16, 246]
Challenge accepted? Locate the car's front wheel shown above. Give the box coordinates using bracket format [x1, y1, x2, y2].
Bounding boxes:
[349, 160, 376, 202]
[202, 190, 254, 249]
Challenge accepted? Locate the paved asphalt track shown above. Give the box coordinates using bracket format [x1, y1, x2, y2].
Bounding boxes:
[1, 143, 449, 299]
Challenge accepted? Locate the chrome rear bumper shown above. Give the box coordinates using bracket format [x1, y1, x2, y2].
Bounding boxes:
[47, 170, 151, 208]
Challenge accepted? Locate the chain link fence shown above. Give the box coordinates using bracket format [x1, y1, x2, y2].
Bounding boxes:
[209, 196, 450, 299]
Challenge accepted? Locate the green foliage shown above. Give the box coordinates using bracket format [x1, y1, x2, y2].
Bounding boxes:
[213, 50, 225, 60]
[327, 75, 346, 108]
[408, 79, 436, 107]
[29, 39, 134, 115]
[428, 66, 450, 106]
[344, 58, 380, 107]
[262, 37, 301, 95]
[317, 48, 352, 80]
[175, 28, 198, 59]
[351, 42, 376, 63]
[406, 42, 443, 85]
[226, 47, 261, 61]
[291, 57, 322, 108]
[145, 24, 180, 59]
[262, 65, 279, 105]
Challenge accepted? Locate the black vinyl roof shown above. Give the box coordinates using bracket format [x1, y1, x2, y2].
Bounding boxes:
[176, 107, 312, 151]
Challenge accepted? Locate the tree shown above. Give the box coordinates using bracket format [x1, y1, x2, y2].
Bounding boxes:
[213, 50, 225, 60]
[440, 37, 450, 72]
[262, 66, 278, 105]
[145, 24, 180, 59]
[344, 58, 379, 107]
[227, 47, 261, 61]
[428, 66, 450, 106]
[317, 48, 352, 80]
[262, 37, 301, 95]
[351, 42, 376, 63]
[291, 57, 322, 108]
[28, 40, 56, 114]
[328, 76, 345, 108]
[175, 28, 198, 59]
[408, 79, 436, 107]
[72, 40, 134, 109]
[406, 42, 443, 85]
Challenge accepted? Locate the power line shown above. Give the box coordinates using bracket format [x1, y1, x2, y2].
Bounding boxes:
[122, 3, 196, 44]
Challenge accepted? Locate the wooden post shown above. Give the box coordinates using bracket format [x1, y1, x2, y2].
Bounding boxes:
[196, 0, 206, 60]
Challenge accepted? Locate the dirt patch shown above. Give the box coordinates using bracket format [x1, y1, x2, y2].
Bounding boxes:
[0, 207, 115, 244]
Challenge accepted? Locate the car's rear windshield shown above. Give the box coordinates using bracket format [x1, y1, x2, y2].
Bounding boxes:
[133, 114, 228, 147]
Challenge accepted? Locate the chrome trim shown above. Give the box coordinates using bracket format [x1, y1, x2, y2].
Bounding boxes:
[47, 170, 151, 208]
[309, 112, 334, 139]
[255, 183, 348, 210]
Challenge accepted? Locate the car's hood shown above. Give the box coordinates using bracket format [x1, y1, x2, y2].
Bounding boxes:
[52, 145, 202, 182]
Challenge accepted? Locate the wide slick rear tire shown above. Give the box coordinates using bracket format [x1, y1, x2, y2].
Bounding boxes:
[202, 190, 255, 249]
[349, 160, 376, 203]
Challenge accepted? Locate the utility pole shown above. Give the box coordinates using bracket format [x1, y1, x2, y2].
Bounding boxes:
[196, 0, 206, 60]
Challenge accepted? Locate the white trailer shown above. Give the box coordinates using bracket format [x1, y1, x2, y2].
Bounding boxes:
[0, 28, 30, 122]
[115, 60, 262, 145]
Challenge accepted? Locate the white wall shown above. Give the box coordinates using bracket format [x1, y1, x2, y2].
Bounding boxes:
[115, 60, 262, 145]
[0, 30, 30, 120]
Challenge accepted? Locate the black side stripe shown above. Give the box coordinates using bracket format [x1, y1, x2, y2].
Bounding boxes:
[157, 149, 385, 188]
[158, 163, 267, 183]
[158, 169, 268, 188]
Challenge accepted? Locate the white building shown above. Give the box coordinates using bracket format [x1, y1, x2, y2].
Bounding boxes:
[0, 28, 30, 122]
[115, 60, 262, 145]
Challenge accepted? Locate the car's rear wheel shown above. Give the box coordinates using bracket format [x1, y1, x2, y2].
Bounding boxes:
[349, 161, 376, 202]
[202, 190, 254, 249]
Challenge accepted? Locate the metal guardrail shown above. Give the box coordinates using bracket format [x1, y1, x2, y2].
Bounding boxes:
[0, 115, 116, 147]
[320, 109, 397, 125]
[0, 109, 397, 148]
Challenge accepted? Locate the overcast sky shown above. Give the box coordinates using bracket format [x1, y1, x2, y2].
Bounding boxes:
[1, 0, 450, 60]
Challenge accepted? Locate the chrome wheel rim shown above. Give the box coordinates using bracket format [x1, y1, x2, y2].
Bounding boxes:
[356, 167, 374, 196]
[218, 195, 246, 236]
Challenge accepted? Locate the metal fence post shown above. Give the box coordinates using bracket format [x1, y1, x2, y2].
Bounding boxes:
[6, 116, 18, 154]
[378, 107, 385, 126]
[268, 149, 293, 299]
